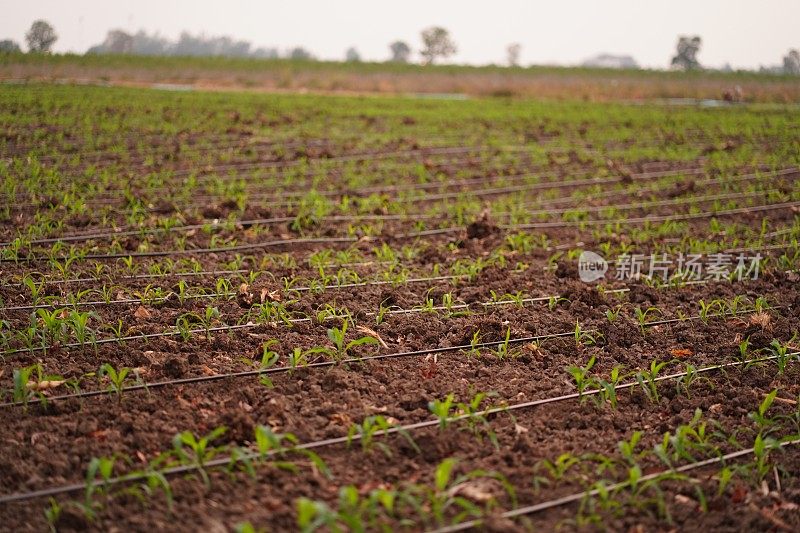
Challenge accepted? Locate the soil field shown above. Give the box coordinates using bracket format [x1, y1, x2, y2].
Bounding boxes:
[1, 83, 800, 532]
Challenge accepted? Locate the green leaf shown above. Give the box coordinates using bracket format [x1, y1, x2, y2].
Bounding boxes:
[435, 458, 457, 492]
[759, 389, 777, 416]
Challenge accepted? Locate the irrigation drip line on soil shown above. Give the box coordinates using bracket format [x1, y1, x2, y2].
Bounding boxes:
[0, 258, 402, 288]
[3, 156, 691, 213]
[3, 269, 251, 288]
[428, 437, 800, 533]
[2, 289, 580, 355]
[9, 164, 795, 247]
[21, 132, 791, 198]
[0, 241, 586, 288]
[1, 236, 361, 263]
[19, 137, 657, 193]
[1, 255, 794, 315]
[7, 123, 760, 163]
[28, 135, 481, 170]
[5, 164, 793, 251]
[5, 197, 799, 264]
[59, 165, 712, 213]
[6, 146, 539, 209]
[0, 275, 464, 312]
[67, 150, 708, 207]
[1, 351, 796, 505]
[0, 307, 782, 404]
[33, 144, 523, 197]
[14, 128, 515, 161]
[1, 330, 580, 405]
[508, 200, 800, 230]
[4, 133, 340, 162]
[1, 128, 707, 170]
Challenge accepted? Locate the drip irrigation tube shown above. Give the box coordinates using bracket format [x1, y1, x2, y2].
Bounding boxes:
[0, 351, 795, 504]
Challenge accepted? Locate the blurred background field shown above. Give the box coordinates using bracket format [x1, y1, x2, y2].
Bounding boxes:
[3, 52, 800, 102]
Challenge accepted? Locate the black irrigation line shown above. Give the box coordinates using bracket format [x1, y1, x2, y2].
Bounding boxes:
[0, 259, 401, 289]
[1, 350, 796, 505]
[5, 133, 339, 163]
[429, 436, 800, 533]
[0, 239, 794, 314]
[507, 200, 800, 230]
[1, 277, 598, 355]
[82, 164, 708, 213]
[8, 164, 793, 247]
[0, 307, 779, 404]
[36, 142, 484, 177]
[514, 166, 799, 212]
[0, 281, 567, 355]
[2, 269, 251, 288]
[3, 149, 662, 214]
[2, 247, 794, 313]
[80, 143, 545, 191]
[14, 128, 493, 162]
[5, 145, 532, 209]
[6, 123, 756, 163]
[0, 329, 581, 405]
[6, 195, 798, 265]
[0, 274, 465, 312]
[3, 154, 704, 220]
[0, 240, 586, 290]
[5, 162, 788, 246]
[725, 242, 799, 254]
[0, 236, 361, 263]
[40, 135, 631, 189]
[0, 229, 787, 315]
[102, 145, 491, 180]
[520, 188, 790, 219]
[7, 126, 712, 168]
[22, 129, 784, 192]
[0, 257, 410, 288]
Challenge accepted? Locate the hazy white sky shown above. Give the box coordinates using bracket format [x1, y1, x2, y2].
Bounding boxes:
[1, 0, 798, 69]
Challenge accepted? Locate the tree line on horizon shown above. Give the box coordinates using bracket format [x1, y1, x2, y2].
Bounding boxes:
[2, 19, 799, 75]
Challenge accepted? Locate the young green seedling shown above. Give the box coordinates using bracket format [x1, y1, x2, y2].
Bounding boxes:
[98, 363, 131, 403]
[346, 415, 419, 457]
[327, 321, 379, 359]
[171, 427, 227, 487]
[633, 306, 660, 333]
[605, 305, 622, 323]
[567, 356, 598, 403]
[491, 327, 513, 359]
[429, 394, 456, 429]
[634, 360, 669, 403]
[257, 340, 280, 388]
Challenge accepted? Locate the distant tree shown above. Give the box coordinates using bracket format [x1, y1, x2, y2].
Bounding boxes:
[25, 20, 58, 53]
[86, 29, 281, 59]
[129, 30, 170, 55]
[288, 47, 313, 60]
[102, 30, 134, 54]
[389, 40, 411, 63]
[506, 43, 521, 67]
[0, 39, 21, 53]
[420, 26, 456, 65]
[252, 47, 279, 59]
[671, 35, 702, 71]
[784, 49, 800, 75]
[345, 47, 361, 62]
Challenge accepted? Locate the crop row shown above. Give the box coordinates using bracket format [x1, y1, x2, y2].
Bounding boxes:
[9, 164, 797, 247]
[3, 300, 791, 406]
[2, 353, 797, 531]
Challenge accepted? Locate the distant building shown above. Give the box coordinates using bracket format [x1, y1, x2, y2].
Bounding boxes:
[582, 54, 639, 69]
